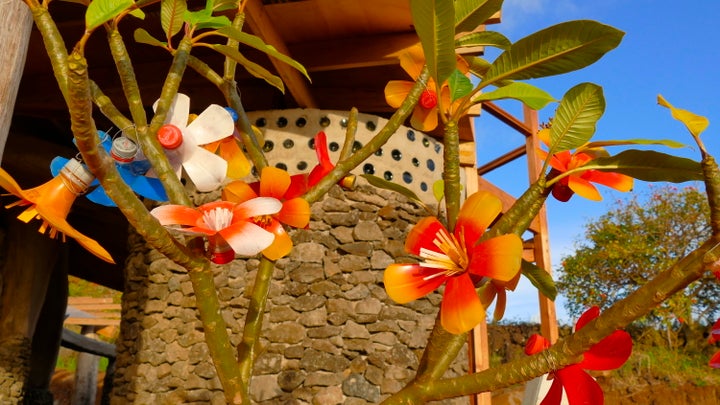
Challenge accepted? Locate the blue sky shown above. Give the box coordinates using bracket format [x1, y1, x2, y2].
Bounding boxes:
[474, 1, 720, 324]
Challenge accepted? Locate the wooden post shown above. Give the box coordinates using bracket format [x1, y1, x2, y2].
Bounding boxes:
[0, 1, 33, 162]
[73, 326, 101, 405]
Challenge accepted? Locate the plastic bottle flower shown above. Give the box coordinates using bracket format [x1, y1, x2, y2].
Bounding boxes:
[538, 129, 633, 202]
[152, 93, 234, 192]
[524, 306, 633, 405]
[384, 43, 468, 131]
[222, 166, 310, 260]
[0, 159, 114, 263]
[383, 191, 523, 334]
[51, 131, 168, 207]
[150, 197, 282, 264]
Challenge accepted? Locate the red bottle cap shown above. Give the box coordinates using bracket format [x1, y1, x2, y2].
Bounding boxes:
[157, 125, 183, 149]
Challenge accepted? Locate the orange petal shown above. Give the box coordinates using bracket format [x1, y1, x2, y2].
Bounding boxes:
[59, 220, 115, 264]
[405, 217, 446, 255]
[383, 263, 446, 304]
[537, 128, 552, 147]
[398, 43, 425, 80]
[568, 175, 602, 201]
[151, 205, 203, 227]
[219, 138, 252, 179]
[410, 105, 439, 132]
[277, 197, 310, 229]
[260, 166, 291, 199]
[468, 234, 522, 282]
[441, 274, 485, 334]
[203, 140, 222, 153]
[384, 81, 414, 108]
[456, 191, 502, 247]
[261, 219, 293, 260]
[0, 167, 26, 199]
[584, 170, 634, 192]
[222, 180, 258, 203]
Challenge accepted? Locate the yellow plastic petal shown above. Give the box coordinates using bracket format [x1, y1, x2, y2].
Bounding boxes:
[398, 43, 425, 80]
[277, 197, 310, 229]
[410, 105, 439, 132]
[384, 81, 414, 108]
[218, 138, 252, 179]
[222, 180, 258, 204]
[260, 166, 291, 200]
[568, 176, 603, 201]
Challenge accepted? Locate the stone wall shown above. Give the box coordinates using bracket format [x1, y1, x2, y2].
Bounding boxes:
[111, 184, 470, 404]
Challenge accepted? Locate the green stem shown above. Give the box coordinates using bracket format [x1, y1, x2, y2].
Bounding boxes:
[236, 257, 276, 401]
[28, 3, 69, 104]
[89, 81, 134, 136]
[107, 28, 147, 134]
[146, 36, 194, 206]
[303, 68, 430, 204]
[442, 120, 461, 231]
[701, 155, 720, 235]
[338, 107, 359, 162]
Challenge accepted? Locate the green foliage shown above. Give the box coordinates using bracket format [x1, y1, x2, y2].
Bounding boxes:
[558, 186, 720, 329]
[472, 82, 554, 110]
[454, 0, 503, 34]
[448, 70, 473, 102]
[521, 260, 557, 300]
[589, 150, 704, 183]
[161, 0, 186, 39]
[455, 31, 510, 50]
[658, 94, 710, 139]
[411, 0, 456, 86]
[549, 82, 605, 153]
[86, 0, 136, 30]
[482, 20, 624, 84]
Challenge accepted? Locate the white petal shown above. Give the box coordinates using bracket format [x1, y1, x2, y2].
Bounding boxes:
[223, 222, 274, 256]
[182, 148, 228, 192]
[185, 104, 235, 145]
[153, 93, 190, 128]
[236, 196, 282, 217]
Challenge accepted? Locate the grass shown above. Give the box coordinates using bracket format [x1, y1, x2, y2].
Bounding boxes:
[612, 344, 720, 388]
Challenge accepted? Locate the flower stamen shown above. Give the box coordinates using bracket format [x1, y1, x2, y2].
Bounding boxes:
[419, 228, 469, 278]
[203, 207, 234, 231]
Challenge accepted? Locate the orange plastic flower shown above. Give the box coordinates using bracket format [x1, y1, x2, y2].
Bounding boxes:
[0, 161, 114, 264]
[525, 306, 633, 405]
[538, 129, 633, 201]
[150, 198, 282, 264]
[383, 191, 523, 334]
[222, 166, 310, 260]
[384, 44, 468, 132]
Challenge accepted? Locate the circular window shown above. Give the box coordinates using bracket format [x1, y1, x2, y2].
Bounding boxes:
[255, 117, 266, 127]
[427, 159, 435, 171]
[402, 172, 413, 184]
[277, 117, 288, 128]
[283, 139, 294, 149]
[407, 130, 415, 141]
[420, 182, 428, 192]
[383, 171, 393, 181]
[329, 142, 340, 152]
[366, 121, 377, 131]
[275, 162, 287, 170]
[263, 140, 274, 152]
[391, 149, 402, 161]
[411, 157, 420, 167]
[363, 163, 375, 175]
[295, 117, 307, 127]
[297, 161, 308, 170]
[319, 116, 331, 127]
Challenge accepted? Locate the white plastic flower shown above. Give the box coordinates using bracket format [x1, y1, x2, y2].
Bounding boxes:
[152, 93, 234, 192]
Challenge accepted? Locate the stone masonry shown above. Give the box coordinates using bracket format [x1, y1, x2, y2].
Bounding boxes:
[111, 184, 469, 404]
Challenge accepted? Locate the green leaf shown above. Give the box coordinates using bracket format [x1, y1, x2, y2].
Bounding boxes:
[129, 8, 145, 19]
[213, 0, 238, 12]
[184, 9, 231, 30]
[549, 82, 605, 153]
[521, 260, 557, 301]
[433, 179, 445, 202]
[361, 175, 430, 212]
[214, 45, 285, 93]
[455, 31, 511, 50]
[411, 0, 456, 85]
[217, 27, 311, 81]
[483, 20, 624, 84]
[454, 0, 503, 34]
[448, 70, 473, 102]
[587, 150, 703, 183]
[472, 82, 555, 110]
[134, 28, 167, 47]
[464, 56, 514, 87]
[161, 0, 186, 39]
[657, 94, 709, 138]
[86, 0, 135, 30]
[582, 138, 687, 150]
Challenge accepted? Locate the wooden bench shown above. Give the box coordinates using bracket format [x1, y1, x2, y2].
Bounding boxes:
[62, 297, 121, 405]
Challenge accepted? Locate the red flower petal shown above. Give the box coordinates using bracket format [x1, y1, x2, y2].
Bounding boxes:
[576, 306, 601, 331]
[709, 350, 720, 368]
[556, 365, 604, 405]
[525, 334, 551, 355]
[383, 263, 446, 304]
[539, 375, 564, 405]
[581, 330, 632, 371]
[440, 273, 485, 334]
[405, 217, 446, 256]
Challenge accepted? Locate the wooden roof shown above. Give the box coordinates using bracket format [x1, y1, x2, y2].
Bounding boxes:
[9, 0, 500, 290]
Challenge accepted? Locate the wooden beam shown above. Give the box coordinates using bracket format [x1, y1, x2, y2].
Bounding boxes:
[477, 145, 526, 176]
[481, 101, 533, 137]
[244, 0, 318, 108]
